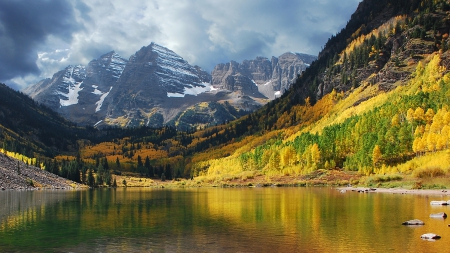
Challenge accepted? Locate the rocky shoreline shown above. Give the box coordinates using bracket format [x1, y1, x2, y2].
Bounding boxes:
[337, 186, 450, 196]
[0, 152, 83, 190]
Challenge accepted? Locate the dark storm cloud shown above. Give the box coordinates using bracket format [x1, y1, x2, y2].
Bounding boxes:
[3, 0, 362, 89]
[0, 0, 82, 82]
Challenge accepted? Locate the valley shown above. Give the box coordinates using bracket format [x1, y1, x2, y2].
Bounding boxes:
[2, 0, 450, 192]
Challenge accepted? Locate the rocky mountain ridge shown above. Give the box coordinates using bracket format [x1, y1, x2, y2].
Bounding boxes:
[212, 52, 316, 99]
[24, 42, 315, 130]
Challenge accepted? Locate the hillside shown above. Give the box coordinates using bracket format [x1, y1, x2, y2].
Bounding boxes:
[0, 83, 92, 157]
[0, 152, 81, 190]
[180, 0, 450, 187]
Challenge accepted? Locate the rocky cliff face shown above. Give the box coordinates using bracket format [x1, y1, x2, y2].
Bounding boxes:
[211, 52, 316, 99]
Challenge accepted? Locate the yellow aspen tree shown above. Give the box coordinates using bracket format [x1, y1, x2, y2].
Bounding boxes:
[430, 109, 444, 133]
[310, 143, 321, 166]
[414, 125, 425, 137]
[427, 132, 437, 152]
[391, 114, 400, 126]
[426, 54, 443, 86]
[280, 146, 296, 168]
[425, 123, 431, 133]
[262, 149, 272, 167]
[406, 108, 415, 122]
[414, 107, 425, 122]
[372, 145, 382, 167]
[269, 151, 280, 171]
[443, 111, 450, 125]
[412, 138, 420, 155]
[436, 135, 447, 151]
[425, 108, 435, 124]
[324, 161, 331, 170]
[441, 125, 450, 148]
[417, 137, 427, 156]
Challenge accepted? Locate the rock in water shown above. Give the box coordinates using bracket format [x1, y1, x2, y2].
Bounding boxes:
[402, 219, 424, 225]
[420, 233, 441, 240]
[430, 201, 448, 205]
[430, 212, 447, 218]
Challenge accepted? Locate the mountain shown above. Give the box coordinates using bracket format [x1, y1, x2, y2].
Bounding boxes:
[24, 43, 315, 130]
[24, 51, 128, 126]
[212, 52, 316, 99]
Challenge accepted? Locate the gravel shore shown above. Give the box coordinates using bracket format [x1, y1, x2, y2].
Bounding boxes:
[337, 186, 450, 196]
[0, 152, 83, 190]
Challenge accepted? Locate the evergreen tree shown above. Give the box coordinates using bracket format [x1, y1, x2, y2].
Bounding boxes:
[145, 156, 153, 177]
[87, 168, 95, 187]
[97, 163, 104, 186]
[116, 157, 120, 169]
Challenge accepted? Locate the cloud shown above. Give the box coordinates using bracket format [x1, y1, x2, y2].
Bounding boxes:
[0, 0, 82, 84]
[0, 0, 361, 89]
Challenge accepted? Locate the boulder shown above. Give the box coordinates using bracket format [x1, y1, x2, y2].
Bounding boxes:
[402, 219, 425, 225]
[430, 212, 447, 218]
[430, 201, 448, 205]
[420, 233, 441, 240]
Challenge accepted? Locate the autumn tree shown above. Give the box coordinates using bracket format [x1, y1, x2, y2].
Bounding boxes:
[372, 145, 382, 167]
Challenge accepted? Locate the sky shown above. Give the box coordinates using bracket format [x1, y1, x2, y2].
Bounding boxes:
[0, 0, 361, 90]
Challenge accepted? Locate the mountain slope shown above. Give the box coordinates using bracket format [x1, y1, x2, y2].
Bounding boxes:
[0, 83, 89, 157]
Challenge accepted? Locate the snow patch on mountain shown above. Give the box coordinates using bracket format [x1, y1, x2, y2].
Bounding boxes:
[94, 120, 103, 127]
[167, 82, 216, 98]
[58, 65, 86, 107]
[92, 85, 102, 95]
[59, 81, 84, 107]
[95, 86, 113, 112]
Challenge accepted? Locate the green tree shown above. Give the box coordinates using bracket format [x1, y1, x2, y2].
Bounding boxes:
[87, 168, 95, 187]
[97, 164, 104, 186]
[116, 157, 120, 169]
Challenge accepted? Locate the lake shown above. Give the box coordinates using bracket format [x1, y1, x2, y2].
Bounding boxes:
[0, 187, 449, 252]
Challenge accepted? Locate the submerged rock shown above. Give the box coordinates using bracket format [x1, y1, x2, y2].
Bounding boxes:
[430, 212, 447, 218]
[402, 219, 425, 225]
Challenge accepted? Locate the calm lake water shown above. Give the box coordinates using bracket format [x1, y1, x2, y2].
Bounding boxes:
[1, 187, 450, 252]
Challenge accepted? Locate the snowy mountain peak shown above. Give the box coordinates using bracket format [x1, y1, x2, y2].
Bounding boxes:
[130, 42, 212, 96]
[97, 51, 127, 79]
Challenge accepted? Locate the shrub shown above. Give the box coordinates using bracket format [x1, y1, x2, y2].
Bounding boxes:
[412, 167, 446, 178]
[27, 178, 34, 187]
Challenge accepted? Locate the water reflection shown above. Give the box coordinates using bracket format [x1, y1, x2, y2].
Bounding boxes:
[0, 188, 450, 252]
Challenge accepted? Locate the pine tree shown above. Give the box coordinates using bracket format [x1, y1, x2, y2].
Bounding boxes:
[87, 168, 95, 187]
[97, 164, 104, 186]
